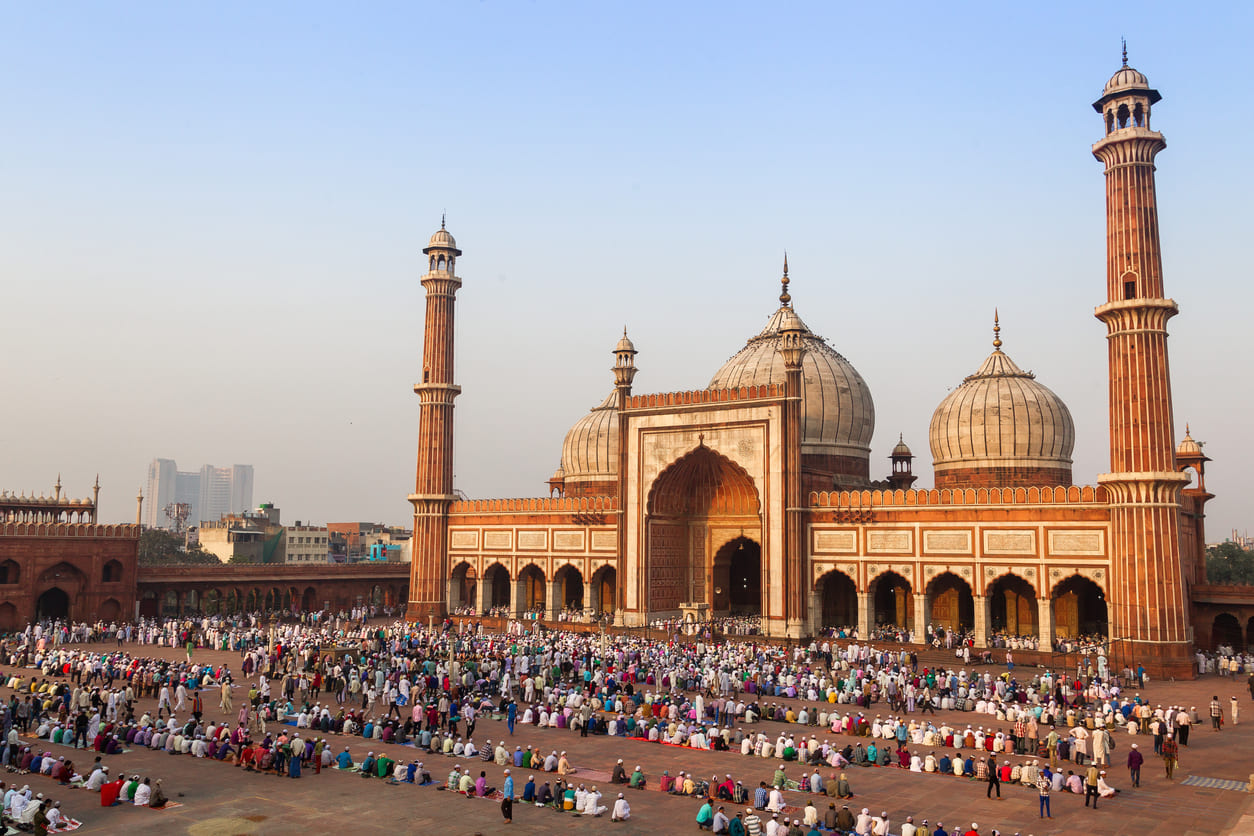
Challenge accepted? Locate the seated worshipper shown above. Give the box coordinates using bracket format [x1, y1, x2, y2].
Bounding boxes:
[581, 785, 607, 816]
[149, 779, 169, 808]
[85, 765, 109, 791]
[630, 765, 647, 789]
[612, 759, 627, 784]
[1097, 771, 1119, 798]
[611, 792, 631, 821]
[101, 776, 126, 807]
[133, 777, 153, 806]
[1066, 770, 1084, 794]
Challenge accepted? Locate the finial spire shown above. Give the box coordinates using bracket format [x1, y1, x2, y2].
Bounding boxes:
[1185, 422, 1191, 436]
[779, 251, 791, 307]
[1121, 38, 1128, 68]
[992, 308, 1002, 350]
[441, 212, 446, 230]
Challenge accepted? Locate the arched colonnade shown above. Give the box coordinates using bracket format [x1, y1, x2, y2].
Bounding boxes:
[809, 567, 1108, 645]
[448, 560, 618, 620]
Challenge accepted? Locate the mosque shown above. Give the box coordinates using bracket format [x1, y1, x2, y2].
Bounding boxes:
[406, 57, 1217, 679]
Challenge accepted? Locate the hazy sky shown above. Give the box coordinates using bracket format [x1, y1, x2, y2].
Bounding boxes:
[3, 3, 1250, 539]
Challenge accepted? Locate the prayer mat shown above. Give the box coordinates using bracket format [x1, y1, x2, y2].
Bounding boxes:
[51, 818, 84, 833]
[151, 802, 186, 811]
[1180, 775, 1250, 792]
[573, 769, 611, 783]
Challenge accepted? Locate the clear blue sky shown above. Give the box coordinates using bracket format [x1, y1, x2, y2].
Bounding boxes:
[2, 2, 1250, 539]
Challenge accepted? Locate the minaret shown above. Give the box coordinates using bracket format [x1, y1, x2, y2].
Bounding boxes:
[92, 475, 100, 524]
[612, 328, 637, 623]
[1091, 50, 1192, 676]
[407, 219, 463, 622]
[777, 256, 807, 638]
[136, 488, 144, 527]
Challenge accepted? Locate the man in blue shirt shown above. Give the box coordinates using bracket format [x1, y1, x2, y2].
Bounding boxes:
[754, 782, 769, 810]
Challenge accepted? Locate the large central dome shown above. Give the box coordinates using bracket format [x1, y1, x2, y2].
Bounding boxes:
[709, 297, 875, 489]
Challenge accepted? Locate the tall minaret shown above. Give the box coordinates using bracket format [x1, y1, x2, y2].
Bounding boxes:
[612, 328, 637, 623]
[777, 256, 807, 638]
[407, 219, 463, 623]
[1092, 50, 1192, 677]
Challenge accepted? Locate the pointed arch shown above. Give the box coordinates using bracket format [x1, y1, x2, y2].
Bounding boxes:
[986, 572, 1038, 637]
[647, 445, 760, 517]
[815, 569, 857, 629]
[1051, 573, 1108, 638]
[926, 571, 974, 634]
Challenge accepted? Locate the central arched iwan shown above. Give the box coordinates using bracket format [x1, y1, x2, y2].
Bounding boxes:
[648, 444, 760, 518]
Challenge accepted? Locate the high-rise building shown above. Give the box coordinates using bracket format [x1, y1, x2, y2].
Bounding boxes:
[144, 459, 254, 529]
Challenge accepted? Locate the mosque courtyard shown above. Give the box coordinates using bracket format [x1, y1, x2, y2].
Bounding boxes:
[6, 634, 1254, 836]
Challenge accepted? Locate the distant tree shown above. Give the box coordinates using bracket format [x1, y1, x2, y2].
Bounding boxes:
[138, 528, 220, 566]
[1206, 542, 1254, 585]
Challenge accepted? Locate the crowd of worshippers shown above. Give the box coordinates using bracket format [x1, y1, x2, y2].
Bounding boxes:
[1, 765, 168, 834]
[2, 780, 74, 833]
[12, 608, 382, 653]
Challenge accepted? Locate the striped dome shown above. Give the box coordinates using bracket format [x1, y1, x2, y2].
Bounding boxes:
[929, 347, 1074, 473]
[708, 306, 875, 459]
[558, 392, 618, 484]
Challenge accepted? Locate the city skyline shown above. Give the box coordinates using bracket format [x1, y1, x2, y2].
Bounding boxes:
[144, 459, 254, 529]
[2, 4, 1249, 537]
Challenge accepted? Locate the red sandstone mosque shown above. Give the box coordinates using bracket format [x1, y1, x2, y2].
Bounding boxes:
[405, 56, 1230, 679]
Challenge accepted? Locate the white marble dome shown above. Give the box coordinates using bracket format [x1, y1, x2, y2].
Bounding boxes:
[708, 305, 875, 458]
[929, 346, 1075, 473]
[559, 392, 618, 484]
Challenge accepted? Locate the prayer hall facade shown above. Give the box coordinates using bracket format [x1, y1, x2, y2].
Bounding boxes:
[407, 59, 1219, 679]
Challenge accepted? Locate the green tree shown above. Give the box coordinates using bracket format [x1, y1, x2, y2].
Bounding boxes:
[138, 528, 220, 566]
[1205, 542, 1254, 585]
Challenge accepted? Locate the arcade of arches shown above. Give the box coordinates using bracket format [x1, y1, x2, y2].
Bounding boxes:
[645, 445, 762, 616]
[808, 569, 1108, 645]
[447, 560, 619, 618]
[134, 564, 410, 619]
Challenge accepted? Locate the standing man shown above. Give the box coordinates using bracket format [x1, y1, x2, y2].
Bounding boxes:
[1036, 774, 1051, 819]
[1161, 734, 1179, 780]
[986, 755, 1001, 800]
[1126, 743, 1143, 788]
[1084, 764, 1100, 809]
[1210, 696, 1223, 731]
[1231, 696, 1240, 727]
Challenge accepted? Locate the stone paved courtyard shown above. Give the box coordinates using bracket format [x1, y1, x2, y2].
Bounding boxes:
[6, 636, 1254, 835]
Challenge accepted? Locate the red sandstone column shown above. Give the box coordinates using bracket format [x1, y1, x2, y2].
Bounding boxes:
[407, 224, 463, 623]
[1091, 61, 1192, 677]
